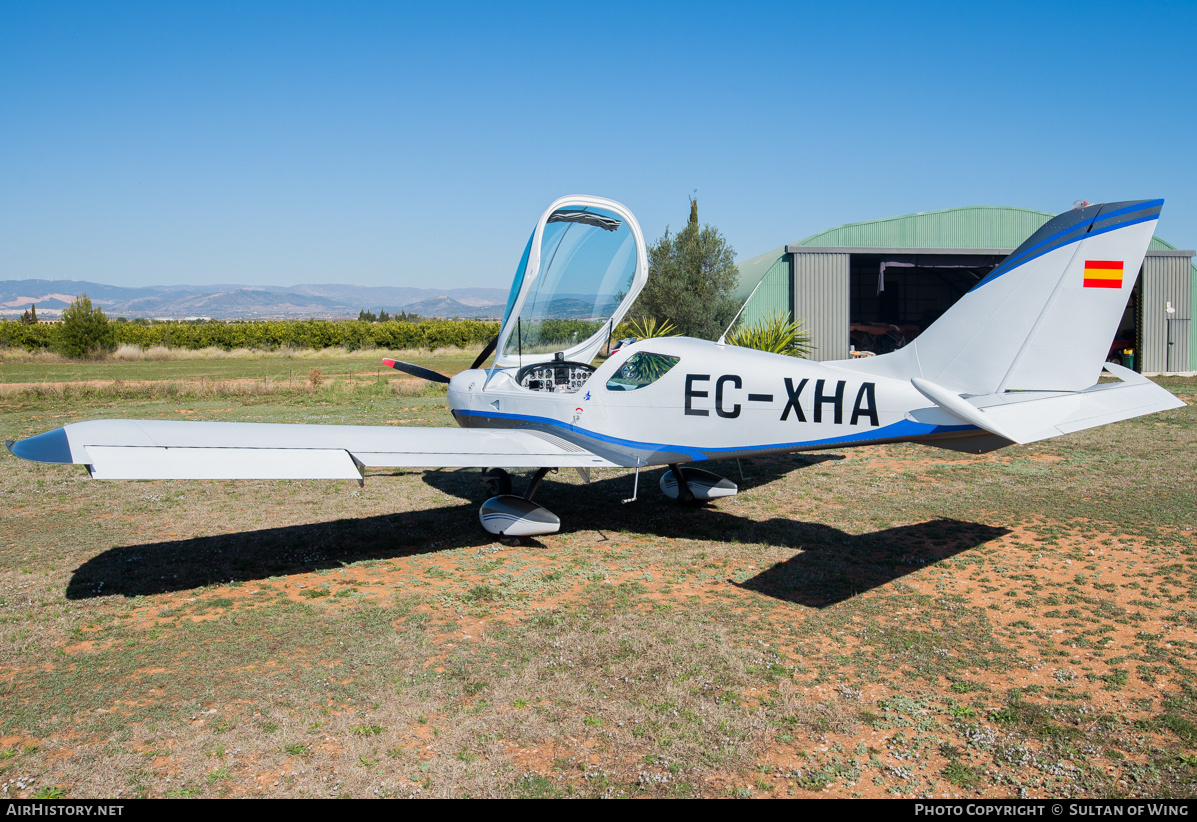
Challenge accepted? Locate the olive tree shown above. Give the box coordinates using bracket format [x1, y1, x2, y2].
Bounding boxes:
[632, 198, 741, 340]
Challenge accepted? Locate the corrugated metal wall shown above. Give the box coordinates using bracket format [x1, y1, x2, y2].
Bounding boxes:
[1191, 261, 1197, 372]
[792, 253, 850, 361]
[739, 256, 791, 327]
[1140, 255, 1193, 373]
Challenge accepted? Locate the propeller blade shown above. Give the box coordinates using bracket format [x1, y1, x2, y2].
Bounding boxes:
[469, 336, 498, 371]
[381, 358, 451, 383]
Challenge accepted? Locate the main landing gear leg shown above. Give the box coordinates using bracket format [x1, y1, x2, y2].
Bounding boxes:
[667, 463, 695, 504]
[480, 467, 512, 496]
[524, 467, 555, 501]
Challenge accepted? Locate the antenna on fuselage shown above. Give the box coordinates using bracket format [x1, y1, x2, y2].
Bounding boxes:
[717, 274, 767, 346]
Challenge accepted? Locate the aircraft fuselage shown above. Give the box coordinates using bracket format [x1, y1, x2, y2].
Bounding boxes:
[449, 336, 981, 468]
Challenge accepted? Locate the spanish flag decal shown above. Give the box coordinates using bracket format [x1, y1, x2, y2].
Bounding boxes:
[1083, 260, 1124, 289]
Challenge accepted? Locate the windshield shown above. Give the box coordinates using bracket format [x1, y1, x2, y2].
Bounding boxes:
[500, 206, 637, 360]
[500, 233, 535, 329]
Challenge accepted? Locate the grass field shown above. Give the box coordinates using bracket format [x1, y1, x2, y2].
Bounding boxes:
[0, 346, 479, 387]
[0, 353, 1194, 798]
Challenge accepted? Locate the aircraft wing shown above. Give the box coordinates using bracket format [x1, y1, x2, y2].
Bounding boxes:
[911, 363, 1186, 445]
[7, 420, 616, 480]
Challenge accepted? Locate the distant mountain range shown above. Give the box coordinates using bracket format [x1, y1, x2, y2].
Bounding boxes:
[0, 280, 510, 320]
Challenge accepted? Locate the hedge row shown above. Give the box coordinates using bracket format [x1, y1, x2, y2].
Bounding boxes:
[0, 319, 501, 353]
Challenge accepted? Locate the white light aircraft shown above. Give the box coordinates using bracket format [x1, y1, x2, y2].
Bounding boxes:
[7, 196, 1184, 538]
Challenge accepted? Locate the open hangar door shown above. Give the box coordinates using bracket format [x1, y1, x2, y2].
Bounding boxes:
[847, 252, 1006, 355]
[843, 250, 1197, 375]
[789, 246, 1187, 372]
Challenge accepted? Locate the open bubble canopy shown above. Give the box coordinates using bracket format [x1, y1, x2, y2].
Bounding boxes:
[494, 196, 648, 369]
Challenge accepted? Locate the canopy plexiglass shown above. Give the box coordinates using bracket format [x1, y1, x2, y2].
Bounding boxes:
[493, 196, 648, 370]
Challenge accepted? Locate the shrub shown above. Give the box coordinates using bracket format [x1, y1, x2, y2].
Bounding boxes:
[57, 294, 114, 359]
[726, 311, 814, 358]
[627, 317, 678, 340]
[0, 317, 501, 354]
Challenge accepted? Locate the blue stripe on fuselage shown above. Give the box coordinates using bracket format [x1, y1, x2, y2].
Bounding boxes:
[453, 409, 976, 463]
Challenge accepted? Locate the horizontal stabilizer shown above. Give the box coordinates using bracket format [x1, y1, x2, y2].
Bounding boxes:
[910, 378, 1019, 442]
[912, 364, 1185, 445]
[8, 419, 615, 479]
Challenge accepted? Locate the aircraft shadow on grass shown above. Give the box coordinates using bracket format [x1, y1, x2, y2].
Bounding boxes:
[65, 455, 1008, 607]
[730, 519, 1009, 608]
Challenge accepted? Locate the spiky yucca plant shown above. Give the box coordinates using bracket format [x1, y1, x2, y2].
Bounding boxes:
[726, 312, 814, 358]
[627, 317, 678, 339]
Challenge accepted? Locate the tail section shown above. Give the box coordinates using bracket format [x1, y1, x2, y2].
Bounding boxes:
[844, 199, 1185, 445]
[852, 199, 1162, 395]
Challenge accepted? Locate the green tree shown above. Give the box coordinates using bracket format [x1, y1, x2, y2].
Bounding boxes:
[632, 198, 740, 340]
[57, 294, 114, 358]
[20, 304, 37, 324]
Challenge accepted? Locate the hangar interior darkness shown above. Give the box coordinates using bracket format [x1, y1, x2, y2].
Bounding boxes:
[846, 253, 1140, 362]
[848, 253, 1005, 354]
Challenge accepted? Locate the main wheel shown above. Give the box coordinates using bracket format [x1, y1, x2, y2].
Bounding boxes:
[480, 467, 513, 496]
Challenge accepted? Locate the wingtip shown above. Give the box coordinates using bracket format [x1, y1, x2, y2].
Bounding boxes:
[7, 427, 74, 464]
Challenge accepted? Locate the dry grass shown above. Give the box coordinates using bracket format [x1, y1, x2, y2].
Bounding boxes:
[0, 347, 68, 363]
[111, 344, 185, 361]
[0, 376, 443, 400]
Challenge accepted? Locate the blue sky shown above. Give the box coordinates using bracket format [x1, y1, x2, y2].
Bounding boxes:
[2, 1, 1194, 289]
